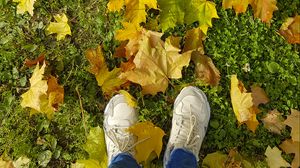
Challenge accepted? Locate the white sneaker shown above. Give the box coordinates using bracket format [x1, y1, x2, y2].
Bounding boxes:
[103, 94, 138, 163]
[163, 86, 210, 167]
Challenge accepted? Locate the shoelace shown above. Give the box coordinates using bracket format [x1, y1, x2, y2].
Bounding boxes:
[176, 104, 201, 154]
[106, 128, 151, 156]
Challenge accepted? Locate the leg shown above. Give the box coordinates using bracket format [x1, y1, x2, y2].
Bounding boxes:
[108, 153, 141, 168]
[164, 86, 211, 168]
[104, 94, 140, 167]
[166, 148, 197, 168]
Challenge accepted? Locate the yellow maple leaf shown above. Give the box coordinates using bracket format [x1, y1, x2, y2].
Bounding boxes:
[127, 121, 165, 165]
[265, 146, 290, 168]
[46, 13, 71, 41]
[230, 75, 259, 132]
[115, 22, 144, 58]
[121, 33, 191, 95]
[85, 46, 127, 95]
[250, 0, 278, 23]
[107, 0, 157, 26]
[13, 0, 36, 16]
[21, 62, 48, 112]
[119, 90, 137, 107]
[21, 63, 64, 119]
[222, 0, 252, 14]
[280, 139, 300, 168]
[284, 109, 300, 142]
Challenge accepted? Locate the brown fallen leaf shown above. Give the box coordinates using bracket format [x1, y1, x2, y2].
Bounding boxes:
[191, 51, 220, 86]
[262, 109, 285, 134]
[222, 0, 252, 14]
[284, 109, 300, 142]
[250, 0, 278, 23]
[280, 139, 300, 168]
[251, 85, 270, 106]
[47, 76, 64, 110]
[279, 15, 300, 44]
[114, 41, 128, 58]
[24, 53, 46, 67]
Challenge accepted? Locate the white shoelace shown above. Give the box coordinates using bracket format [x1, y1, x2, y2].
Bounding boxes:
[175, 104, 202, 155]
[106, 128, 151, 157]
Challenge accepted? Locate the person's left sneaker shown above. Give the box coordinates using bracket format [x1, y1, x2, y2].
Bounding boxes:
[103, 94, 138, 163]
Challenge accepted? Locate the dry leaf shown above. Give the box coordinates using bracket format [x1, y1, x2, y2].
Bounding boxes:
[262, 109, 285, 134]
[222, 0, 251, 14]
[120, 56, 136, 72]
[279, 15, 300, 44]
[183, 27, 205, 53]
[250, 0, 278, 23]
[121, 33, 191, 95]
[119, 90, 137, 108]
[21, 63, 64, 119]
[13, 156, 30, 168]
[21, 62, 48, 112]
[284, 109, 300, 142]
[24, 54, 46, 67]
[47, 76, 64, 110]
[13, 0, 36, 16]
[265, 146, 290, 168]
[191, 51, 220, 86]
[0, 157, 13, 168]
[251, 85, 270, 106]
[230, 75, 259, 132]
[46, 13, 71, 41]
[127, 121, 165, 165]
[85, 46, 127, 95]
[280, 139, 300, 168]
[107, 0, 157, 26]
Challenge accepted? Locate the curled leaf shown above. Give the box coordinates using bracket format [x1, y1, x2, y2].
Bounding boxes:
[250, 85, 270, 106]
[24, 54, 46, 67]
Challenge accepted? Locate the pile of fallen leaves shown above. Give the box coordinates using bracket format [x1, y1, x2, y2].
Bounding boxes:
[0, 0, 299, 167]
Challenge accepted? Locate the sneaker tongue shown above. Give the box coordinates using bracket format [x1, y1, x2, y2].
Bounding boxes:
[108, 103, 137, 127]
[176, 96, 206, 123]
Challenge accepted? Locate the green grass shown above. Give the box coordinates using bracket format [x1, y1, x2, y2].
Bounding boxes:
[0, 0, 299, 167]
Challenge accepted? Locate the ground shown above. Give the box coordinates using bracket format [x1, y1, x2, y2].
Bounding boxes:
[0, 0, 299, 167]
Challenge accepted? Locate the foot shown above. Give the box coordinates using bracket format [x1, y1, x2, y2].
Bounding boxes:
[103, 94, 138, 163]
[164, 86, 210, 166]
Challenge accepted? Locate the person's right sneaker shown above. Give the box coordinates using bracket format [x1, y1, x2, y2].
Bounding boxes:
[163, 86, 211, 167]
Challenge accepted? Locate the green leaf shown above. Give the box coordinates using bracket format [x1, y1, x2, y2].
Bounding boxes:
[82, 127, 107, 165]
[202, 151, 227, 168]
[158, 0, 219, 34]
